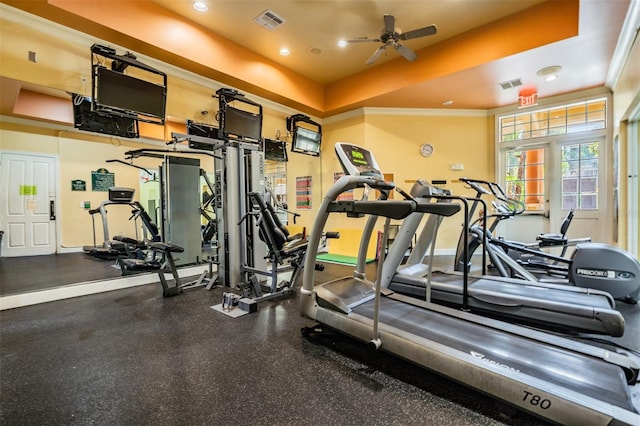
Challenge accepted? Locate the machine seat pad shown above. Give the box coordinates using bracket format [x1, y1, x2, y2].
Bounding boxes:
[113, 235, 145, 246]
[537, 233, 567, 246]
[150, 242, 185, 253]
[282, 239, 308, 255]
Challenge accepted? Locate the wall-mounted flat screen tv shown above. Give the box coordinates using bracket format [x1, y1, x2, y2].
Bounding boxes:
[222, 104, 262, 142]
[291, 124, 321, 156]
[264, 138, 288, 162]
[93, 66, 166, 125]
[72, 94, 139, 138]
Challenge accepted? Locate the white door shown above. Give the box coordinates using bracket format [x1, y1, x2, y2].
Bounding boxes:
[550, 138, 608, 243]
[0, 153, 57, 257]
[498, 145, 549, 242]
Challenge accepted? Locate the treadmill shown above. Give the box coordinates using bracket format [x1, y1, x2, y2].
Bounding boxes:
[83, 187, 140, 259]
[376, 179, 624, 337]
[300, 143, 640, 425]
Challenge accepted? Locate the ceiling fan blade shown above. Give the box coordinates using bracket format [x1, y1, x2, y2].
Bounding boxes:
[395, 43, 417, 62]
[400, 24, 438, 40]
[346, 37, 381, 43]
[366, 45, 387, 65]
[383, 14, 395, 33]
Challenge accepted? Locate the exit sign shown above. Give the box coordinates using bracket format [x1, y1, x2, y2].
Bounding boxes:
[518, 88, 538, 108]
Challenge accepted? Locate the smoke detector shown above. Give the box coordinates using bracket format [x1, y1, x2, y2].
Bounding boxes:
[254, 10, 285, 30]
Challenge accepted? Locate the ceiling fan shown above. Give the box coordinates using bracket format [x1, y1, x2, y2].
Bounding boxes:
[347, 14, 437, 65]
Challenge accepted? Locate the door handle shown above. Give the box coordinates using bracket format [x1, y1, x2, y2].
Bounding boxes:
[50, 200, 56, 220]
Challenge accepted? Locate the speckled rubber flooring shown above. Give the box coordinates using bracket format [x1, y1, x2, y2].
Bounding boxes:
[0, 270, 553, 425]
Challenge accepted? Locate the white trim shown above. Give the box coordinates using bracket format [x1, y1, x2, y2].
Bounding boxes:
[627, 118, 639, 257]
[363, 107, 488, 117]
[606, 0, 640, 89]
[57, 246, 86, 254]
[324, 106, 488, 124]
[0, 264, 208, 310]
[489, 87, 611, 117]
[323, 108, 366, 124]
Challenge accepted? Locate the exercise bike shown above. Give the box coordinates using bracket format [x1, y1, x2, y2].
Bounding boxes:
[455, 177, 640, 304]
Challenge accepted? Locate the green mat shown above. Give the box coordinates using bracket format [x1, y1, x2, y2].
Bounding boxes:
[316, 253, 375, 266]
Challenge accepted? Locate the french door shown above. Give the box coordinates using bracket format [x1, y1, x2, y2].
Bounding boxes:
[498, 136, 609, 245]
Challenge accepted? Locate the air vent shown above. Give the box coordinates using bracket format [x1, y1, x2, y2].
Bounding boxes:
[254, 9, 285, 30]
[498, 78, 523, 90]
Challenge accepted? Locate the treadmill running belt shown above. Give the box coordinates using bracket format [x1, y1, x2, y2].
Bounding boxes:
[352, 297, 636, 412]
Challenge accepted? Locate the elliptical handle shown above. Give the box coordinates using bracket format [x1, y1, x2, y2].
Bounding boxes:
[460, 177, 491, 196]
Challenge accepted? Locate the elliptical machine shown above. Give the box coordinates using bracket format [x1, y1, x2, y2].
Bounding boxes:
[455, 178, 640, 304]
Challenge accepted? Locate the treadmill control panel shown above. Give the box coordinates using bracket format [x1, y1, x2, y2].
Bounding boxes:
[335, 142, 383, 179]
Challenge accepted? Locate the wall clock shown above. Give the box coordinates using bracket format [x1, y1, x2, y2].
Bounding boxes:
[420, 143, 434, 157]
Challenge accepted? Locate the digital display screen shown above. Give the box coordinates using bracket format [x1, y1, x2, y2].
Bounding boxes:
[292, 126, 321, 156]
[335, 142, 382, 178]
[349, 148, 374, 168]
[222, 105, 262, 141]
[264, 138, 288, 162]
[95, 67, 166, 121]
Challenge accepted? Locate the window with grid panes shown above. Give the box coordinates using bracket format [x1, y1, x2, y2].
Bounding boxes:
[499, 99, 606, 142]
[561, 141, 599, 210]
[504, 148, 545, 211]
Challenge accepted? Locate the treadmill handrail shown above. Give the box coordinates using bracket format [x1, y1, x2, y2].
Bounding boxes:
[326, 199, 461, 220]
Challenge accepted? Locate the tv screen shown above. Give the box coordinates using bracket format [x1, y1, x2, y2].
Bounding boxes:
[222, 104, 262, 142]
[187, 120, 219, 139]
[93, 66, 166, 124]
[72, 94, 139, 138]
[291, 125, 321, 156]
[264, 138, 288, 162]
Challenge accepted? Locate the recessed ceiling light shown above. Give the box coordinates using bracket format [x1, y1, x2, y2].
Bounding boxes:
[443, 100, 454, 106]
[279, 48, 290, 56]
[337, 40, 348, 48]
[193, 2, 208, 12]
[537, 65, 561, 81]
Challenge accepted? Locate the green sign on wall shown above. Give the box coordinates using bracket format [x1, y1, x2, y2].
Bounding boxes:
[91, 168, 115, 192]
[71, 179, 86, 191]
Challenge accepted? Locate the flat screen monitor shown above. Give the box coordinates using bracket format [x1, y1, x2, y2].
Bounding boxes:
[291, 125, 321, 156]
[187, 120, 219, 139]
[72, 94, 139, 138]
[222, 104, 262, 142]
[93, 66, 166, 124]
[264, 138, 288, 162]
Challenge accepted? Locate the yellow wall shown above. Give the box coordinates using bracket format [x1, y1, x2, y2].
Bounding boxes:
[0, 98, 492, 257]
[316, 110, 492, 257]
